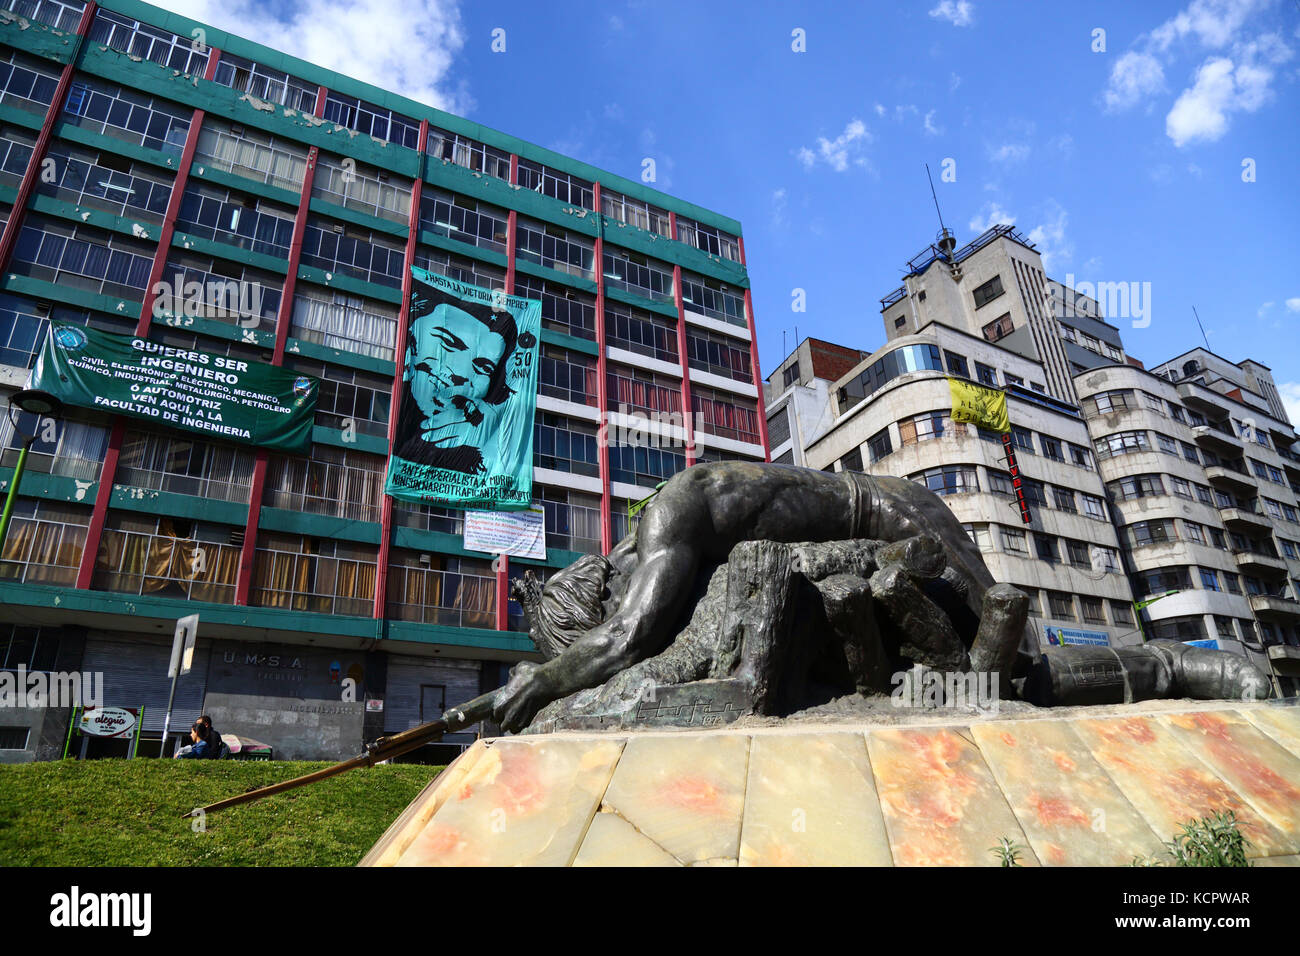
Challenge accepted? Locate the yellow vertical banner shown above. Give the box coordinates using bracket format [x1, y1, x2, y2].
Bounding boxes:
[948, 377, 1010, 433]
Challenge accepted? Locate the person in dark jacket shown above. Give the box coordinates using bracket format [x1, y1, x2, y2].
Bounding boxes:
[197, 715, 228, 759]
[176, 722, 213, 759]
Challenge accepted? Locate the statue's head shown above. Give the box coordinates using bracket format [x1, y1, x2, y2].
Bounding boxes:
[511, 554, 612, 660]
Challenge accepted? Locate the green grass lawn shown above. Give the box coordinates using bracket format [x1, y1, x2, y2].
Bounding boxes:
[0, 759, 444, 866]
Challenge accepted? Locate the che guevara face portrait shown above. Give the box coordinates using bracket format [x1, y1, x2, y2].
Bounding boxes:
[404, 302, 516, 450]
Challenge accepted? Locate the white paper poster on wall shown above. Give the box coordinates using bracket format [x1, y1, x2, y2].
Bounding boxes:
[463, 505, 547, 560]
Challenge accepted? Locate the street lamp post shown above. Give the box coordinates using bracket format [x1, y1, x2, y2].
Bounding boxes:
[0, 389, 64, 561]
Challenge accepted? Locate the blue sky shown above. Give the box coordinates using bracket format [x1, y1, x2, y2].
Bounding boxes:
[167, 0, 1300, 418]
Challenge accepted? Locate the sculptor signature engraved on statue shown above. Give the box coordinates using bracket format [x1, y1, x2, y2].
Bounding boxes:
[633, 698, 744, 725]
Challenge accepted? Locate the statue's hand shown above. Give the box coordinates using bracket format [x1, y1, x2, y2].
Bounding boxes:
[492, 661, 554, 733]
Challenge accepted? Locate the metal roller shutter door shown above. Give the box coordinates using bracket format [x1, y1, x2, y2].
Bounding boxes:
[384, 656, 480, 734]
[81, 636, 210, 733]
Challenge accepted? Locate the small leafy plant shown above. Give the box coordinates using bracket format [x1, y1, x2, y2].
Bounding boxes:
[1129, 810, 1252, 867]
[990, 836, 1025, 867]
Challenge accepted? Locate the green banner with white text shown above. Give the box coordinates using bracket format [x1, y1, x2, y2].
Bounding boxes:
[384, 267, 541, 510]
[30, 324, 317, 452]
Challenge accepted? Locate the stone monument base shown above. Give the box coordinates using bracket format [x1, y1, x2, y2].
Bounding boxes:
[361, 700, 1300, 867]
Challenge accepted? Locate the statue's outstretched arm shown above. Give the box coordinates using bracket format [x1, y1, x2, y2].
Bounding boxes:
[494, 521, 701, 732]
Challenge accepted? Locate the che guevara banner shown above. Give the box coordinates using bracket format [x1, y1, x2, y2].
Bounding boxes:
[384, 267, 541, 510]
[30, 324, 317, 451]
[948, 377, 1010, 433]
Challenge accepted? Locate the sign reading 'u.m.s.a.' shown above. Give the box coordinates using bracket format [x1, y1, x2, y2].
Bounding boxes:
[384, 267, 541, 510]
[31, 324, 317, 452]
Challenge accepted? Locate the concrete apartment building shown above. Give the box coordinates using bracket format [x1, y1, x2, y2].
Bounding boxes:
[764, 337, 866, 467]
[1075, 348, 1300, 695]
[768, 223, 1300, 696]
[0, 0, 767, 761]
[792, 226, 1137, 652]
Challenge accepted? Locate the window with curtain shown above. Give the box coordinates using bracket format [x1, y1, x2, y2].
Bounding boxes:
[289, 287, 397, 361]
[263, 446, 386, 523]
[385, 551, 494, 628]
[0, 410, 109, 481]
[116, 430, 256, 503]
[0, 500, 89, 585]
[195, 118, 310, 192]
[93, 515, 241, 603]
[250, 533, 377, 617]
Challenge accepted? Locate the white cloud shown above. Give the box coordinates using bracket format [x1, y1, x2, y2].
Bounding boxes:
[1104, 51, 1166, 110]
[1150, 0, 1267, 51]
[1167, 57, 1237, 143]
[796, 118, 871, 172]
[164, 0, 468, 113]
[1101, 1, 1292, 145]
[989, 142, 1030, 163]
[949, 72, 962, 92]
[1027, 202, 1072, 273]
[1278, 382, 1300, 428]
[923, 109, 942, 135]
[929, 0, 975, 27]
[1287, 297, 1300, 312]
[771, 188, 788, 229]
[969, 203, 1015, 233]
[1164, 41, 1290, 146]
[873, 102, 887, 117]
[1258, 301, 1275, 316]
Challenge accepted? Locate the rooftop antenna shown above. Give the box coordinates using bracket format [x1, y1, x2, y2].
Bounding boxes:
[925, 163, 960, 277]
[1192, 306, 1210, 349]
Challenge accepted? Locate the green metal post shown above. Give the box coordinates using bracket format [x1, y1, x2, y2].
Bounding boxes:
[62, 704, 79, 760]
[0, 436, 32, 560]
[131, 706, 144, 759]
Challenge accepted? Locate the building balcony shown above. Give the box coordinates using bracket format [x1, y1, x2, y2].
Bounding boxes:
[1204, 464, 1256, 494]
[1193, 424, 1241, 455]
[1232, 549, 1289, 576]
[1219, 507, 1272, 532]
[1250, 594, 1300, 620]
[1267, 641, 1300, 661]
[1175, 380, 1229, 416]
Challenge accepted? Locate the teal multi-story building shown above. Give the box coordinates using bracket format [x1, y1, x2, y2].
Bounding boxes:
[0, 0, 768, 761]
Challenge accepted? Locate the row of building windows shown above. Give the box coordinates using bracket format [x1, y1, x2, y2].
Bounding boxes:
[954, 535, 1134, 627]
[7, 127, 740, 352]
[1085, 387, 1274, 455]
[0, 497, 507, 626]
[1107, 471, 1300, 523]
[962, 520, 1121, 573]
[0, 26, 744, 265]
[1123, 515, 1281, 562]
[1133, 565, 1291, 601]
[1059, 323, 1123, 362]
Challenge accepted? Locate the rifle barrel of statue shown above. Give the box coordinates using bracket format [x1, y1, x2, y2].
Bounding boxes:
[180, 691, 498, 819]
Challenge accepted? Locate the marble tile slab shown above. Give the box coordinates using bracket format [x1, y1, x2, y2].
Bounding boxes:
[599, 734, 750, 864]
[1240, 706, 1300, 757]
[572, 810, 681, 867]
[970, 720, 1165, 866]
[867, 726, 1038, 866]
[1071, 715, 1294, 858]
[739, 732, 893, 866]
[395, 737, 623, 866]
[1159, 710, 1300, 845]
